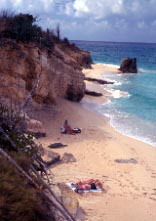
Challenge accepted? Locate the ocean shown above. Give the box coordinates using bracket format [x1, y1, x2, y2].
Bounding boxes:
[72, 40, 156, 146]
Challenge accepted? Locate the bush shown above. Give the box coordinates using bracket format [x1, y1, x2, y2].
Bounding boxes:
[0, 103, 55, 221]
[63, 37, 70, 45]
[1, 13, 41, 42]
[0, 11, 54, 50]
[0, 10, 79, 53]
[0, 156, 54, 221]
[41, 29, 54, 50]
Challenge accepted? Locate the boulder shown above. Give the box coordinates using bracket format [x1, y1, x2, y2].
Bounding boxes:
[119, 58, 138, 73]
[43, 151, 61, 166]
[61, 153, 76, 163]
[59, 183, 80, 218]
[66, 84, 85, 102]
[26, 118, 46, 138]
[48, 143, 67, 149]
[77, 51, 93, 69]
[115, 158, 138, 164]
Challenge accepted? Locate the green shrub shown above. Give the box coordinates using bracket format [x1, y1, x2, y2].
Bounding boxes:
[0, 11, 54, 51]
[0, 10, 79, 52]
[0, 103, 55, 221]
[0, 157, 54, 221]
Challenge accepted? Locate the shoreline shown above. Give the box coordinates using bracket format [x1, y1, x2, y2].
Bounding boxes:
[83, 64, 156, 147]
[40, 99, 156, 221]
[39, 64, 156, 220]
[82, 100, 156, 147]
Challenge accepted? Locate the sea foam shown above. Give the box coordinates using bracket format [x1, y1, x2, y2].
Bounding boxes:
[96, 63, 120, 69]
[104, 89, 131, 99]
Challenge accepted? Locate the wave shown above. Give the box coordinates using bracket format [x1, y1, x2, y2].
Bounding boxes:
[109, 115, 156, 146]
[83, 92, 156, 147]
[96, 62, 120, 69]
[99, 107, 156, 146]
[138, 68, 156, 74]
[102, 77, 122, 86]
[104, 89, 131, 99]
[95, 63, 156, 74]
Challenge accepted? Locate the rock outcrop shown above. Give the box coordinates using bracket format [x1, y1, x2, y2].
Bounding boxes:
[0, 39, 90, 107]
[85, 89, 103, 97]
[26, 118, 46, 138]
[119, 58, 138, 73]
[61, 153, 76, 163]
[48, 143, 67, 149]
[59, 43, 93, 69]
[76, 50, 93, 69]
[43, 150, 61, 166]
[85, 77, 114, 84]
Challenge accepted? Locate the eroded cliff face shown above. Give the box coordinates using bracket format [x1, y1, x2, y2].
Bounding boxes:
[0, 40, 91, 107]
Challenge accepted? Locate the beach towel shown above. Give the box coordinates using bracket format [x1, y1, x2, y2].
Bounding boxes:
[66, 183, 103, 193]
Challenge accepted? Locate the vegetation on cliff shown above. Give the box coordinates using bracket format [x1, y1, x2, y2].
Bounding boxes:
[0, 10, 93, 107]
[0, 11, 87, 220]
[0, 10, 79, 52]
[0, 104, 55, 221]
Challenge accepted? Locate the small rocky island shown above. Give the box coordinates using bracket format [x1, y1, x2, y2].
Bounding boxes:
[119, 58, 138, 73]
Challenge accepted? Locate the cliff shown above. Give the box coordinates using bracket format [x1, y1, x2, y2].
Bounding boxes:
[0, 39, 92, 107]
[0, 12, 92, 221]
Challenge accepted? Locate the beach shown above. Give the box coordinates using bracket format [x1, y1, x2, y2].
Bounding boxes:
[39, 64, 156, 221]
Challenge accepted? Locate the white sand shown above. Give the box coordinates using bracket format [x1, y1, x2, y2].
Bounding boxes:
[39, 64, 156, 221]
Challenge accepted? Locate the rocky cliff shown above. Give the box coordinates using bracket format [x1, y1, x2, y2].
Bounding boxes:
[0, 39, 92, 107]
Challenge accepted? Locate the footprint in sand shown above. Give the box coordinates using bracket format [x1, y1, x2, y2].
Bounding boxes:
[149, 197, 156, 201]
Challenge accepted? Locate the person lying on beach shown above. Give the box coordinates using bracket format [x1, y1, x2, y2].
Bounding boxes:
[74, 179, 102, 192]
[61, 120, 81, 135]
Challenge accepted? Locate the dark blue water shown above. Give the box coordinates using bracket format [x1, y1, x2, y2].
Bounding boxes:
[73, 40, 156, 71]
[73, 40, 156, 146]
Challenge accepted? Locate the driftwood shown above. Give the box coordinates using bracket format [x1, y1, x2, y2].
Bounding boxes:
[22, 48, 42, 110]
[22, 74, 41, 110]
[48, 143, 68, 149]
[0, 147, 76, 221]
[0, 147, 39, 188]
[34, 171, 76, 221]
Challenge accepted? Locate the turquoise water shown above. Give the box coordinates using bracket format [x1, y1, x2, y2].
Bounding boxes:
[73, 40, 156, 146]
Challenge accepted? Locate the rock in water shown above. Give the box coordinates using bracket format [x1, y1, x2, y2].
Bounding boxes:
[119, 58, 138, 73]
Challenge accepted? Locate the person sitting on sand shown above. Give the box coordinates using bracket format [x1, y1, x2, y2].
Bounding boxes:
[61, 120, 76, 135]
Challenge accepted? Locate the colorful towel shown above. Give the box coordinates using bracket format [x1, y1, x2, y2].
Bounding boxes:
[66, 182, 102, 193]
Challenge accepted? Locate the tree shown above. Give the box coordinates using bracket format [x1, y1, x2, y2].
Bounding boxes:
[55, 23, 60, 40]
[63, 37, 70, 45]
[0, 13, 42, 42]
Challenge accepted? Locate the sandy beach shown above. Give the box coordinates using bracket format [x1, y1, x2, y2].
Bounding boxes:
[39, 64, 156, 221]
